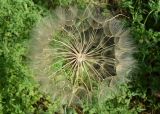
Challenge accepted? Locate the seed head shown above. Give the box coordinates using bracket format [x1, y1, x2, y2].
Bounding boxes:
[28, 5, 136, 109]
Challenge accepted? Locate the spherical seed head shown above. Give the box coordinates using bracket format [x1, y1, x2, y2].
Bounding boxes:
[29, 4, 137, 109]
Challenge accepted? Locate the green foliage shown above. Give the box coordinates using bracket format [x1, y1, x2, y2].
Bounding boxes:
[120, 0, 160, 113]
[0, 0, 44, 113]
[82, 84, 146, 114]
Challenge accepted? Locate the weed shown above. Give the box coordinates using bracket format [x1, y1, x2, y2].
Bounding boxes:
[29, 4, 137, 113]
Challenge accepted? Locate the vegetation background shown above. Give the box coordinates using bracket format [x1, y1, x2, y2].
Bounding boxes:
[0, 0, 160, 113]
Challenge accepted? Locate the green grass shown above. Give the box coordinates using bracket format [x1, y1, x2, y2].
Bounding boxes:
[0, 0, 160, 114]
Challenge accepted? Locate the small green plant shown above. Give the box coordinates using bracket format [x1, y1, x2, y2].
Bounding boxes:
[0, 0, 44, 113]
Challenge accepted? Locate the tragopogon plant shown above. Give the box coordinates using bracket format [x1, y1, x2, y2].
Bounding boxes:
[28, 4, 136, 111]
